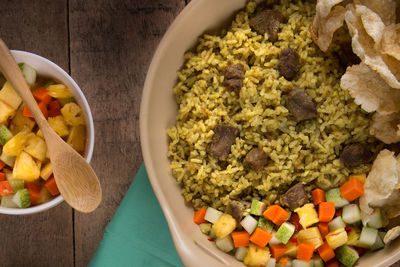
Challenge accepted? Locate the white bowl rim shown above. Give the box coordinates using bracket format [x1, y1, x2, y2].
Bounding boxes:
[0, 50, 94, 215]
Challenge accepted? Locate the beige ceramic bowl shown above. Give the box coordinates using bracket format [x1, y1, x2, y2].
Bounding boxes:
[140, 0, 400, 266]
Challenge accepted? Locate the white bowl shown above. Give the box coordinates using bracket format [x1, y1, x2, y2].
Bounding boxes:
[0, 50, 94, 215]
[140, 0, 400, 266]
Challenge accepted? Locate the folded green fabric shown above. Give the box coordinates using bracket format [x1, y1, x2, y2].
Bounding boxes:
[89, 164, 184, 267]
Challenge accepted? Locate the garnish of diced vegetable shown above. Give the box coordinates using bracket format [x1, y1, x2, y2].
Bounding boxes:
[342, 204, 361, 224]
[295, 203, 319, 229]
[284, 240, 299, 257]
[0, 154, 15, 167]
[250, 199, 266, 216]
[336, 245, 359, 267]
[0, 125, 12, 145]
[199, 223, 212, 235]
[0, 82, 22, 109]
[325, 188, 349, 208]
[67, 125, 86, 153]
[6, 172, 24, 192]
[346, 227, 361, 246]
[328, 216, 346, 232]
[48, 116, 70, 137]
[213, 213, 236, 238]
[2, 130, 30, 157]
[204, 207, 223, 224]
[18, 63, 37, 86]
[61, 103, 86, 126]
[243, 243, 270, 267]
[269, 231, 283, 246]
[0, 100, 15, 124]
[325, 228, 348, 249]
[1, 195, 18, 208]
[277, 258, 292, 267]
[265, 258, 276, 267]
[292, 259, 313, 267]
[311, 256, 324, 267]
[370, 232, 385, 251]
[12, 188, 31, 208]
[362, 208, 385, 229]
[358, 226, 378, 248]
[40, 162, 53, 181]
[208, 228, 216, 239]
[215, 235, 234, 253]
[24, 134, 47, 161]
[12, 151, 40, 181]
[235, 246, 248, 262]
[48, 84, 73, 99]
[257, 217, 274, 232]
[241, 215, 258, 234]
[276, 222, 295, 244]
[297, 227, 323, 249]
[340, 177, 364, 201]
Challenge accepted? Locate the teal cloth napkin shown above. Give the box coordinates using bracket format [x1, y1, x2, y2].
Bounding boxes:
[89, 164, 184, 267]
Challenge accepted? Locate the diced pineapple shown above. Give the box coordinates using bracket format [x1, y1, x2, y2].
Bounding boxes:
[24, 134, 47, 161]
[10, 106, 36, 135]
[326, 228, 348, 249]
[36, 129, 44, 138]
[48, 116, 69, 137]
[12, 151, 40, 181]
[3, 131, 32, 157]
[0, 100, 15, 124]
[67, 125, 86, 152]
[0, 82, 22, 109]
[40, 162, 52, 181]
[213, 213, 236, 239]
[346, 227, 361, 246]
[297, 227, 323, 249]
[295, 204, 319, 229]
[48, 84, 73, 99]
[243, 244, 270, 267]
[284, 241, 298, 257]
[61, 103, 86, 126]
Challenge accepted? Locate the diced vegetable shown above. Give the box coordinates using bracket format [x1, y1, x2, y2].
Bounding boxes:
[276, 222, 296, 244]
[312, 188, 325, 205]
[250, 199, 266, 216]
[61, 102, 85, 126]
[25, 182, 40, 205]
[213, 213, 236, 238]
[325, 228, 348, 249]
[1, 195, 18, 208]
[235, 246, 248, 262]
[289, 213, 302, 231]
[295, 204, 319, 229]
[325, 188, 349, 208]
[13, 151, 40, 181]
[199, 223, 211, 235]
[0, 125, 12, 145]
[9, 106, 35, 135]
[292, 259, 313, 267]
[0, 100, 15, 124]
[209, 228, 216, 239]
[318, 202, 335, 222]
[277, 257, 291, 267]
[342, 204, 361, 224]
[358, 226, 378, 248]
[340, 177, 364, 201]
[18, 63, 36, 86]
[204, 207, 223, 224]
[215, 235, 234, 253]
[297, 227, 323, 249]
[193, 208, 207, 224]
[48, 100, 62, 117]
[284, 240, 299, 257]
[250, 227, 273, 247]
[328, 216, 346, 232]
[319, 222, 329, 238]
[48, 116, 69, 137]
[349, 173, 367, 184]
[346, 227, 361, 246]
[0, 180, 13, 196]
[45, 176, 60, 196]
[364, 208, 384, 229]
[257, 217, 274, 232]
[266, 258, 277, 267]
[0, 82, 22, 109]
[232, 231, 250, 247]
[370, 232, 385, 251]
[23, 134, 47, 161]
[32, 87, 52, 105]
[67, 125, 86, 152]
[297, 243, 314, 262]
[40, 162, 52, 181]
[241, 215, 258, 234]
[12, 188, 31, 208]
[7, 175, 24, 192]
[269, 231, 283, 245]
[317, 241, 335, 262]
[0, 154, 15, 167]
[312, 256, 324, 267]
[3, 130, 30, 157]
[48, 84, 73, 99]
[270, 244, 287, 261]
[243, 243, 270, 267]
[264, 205, 289, 225]
[336, 245, 359, 267]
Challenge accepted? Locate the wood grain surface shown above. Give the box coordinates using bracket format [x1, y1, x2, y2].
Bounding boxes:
[0, 0, 399, 267]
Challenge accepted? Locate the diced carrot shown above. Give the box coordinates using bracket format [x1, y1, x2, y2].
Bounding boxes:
[289, 213, 302, 231]
[23, 102, 48, 119]
[270, 244, 287, 261]
[279, 257, 289, 266]
[33, 87, 52, 105]
[193, 208, 207, 224]
[263, 205, 289, 225]
[319, 222, 330, 238]
[26, 182, 41, 205]
[232, 231, 250, 247]
[0, 172, 5, 181]
[340, 177, 364, 201]
[45, 176, 60, 196]
[0, 160, 5, 171]
[48, 100, 61, 117]
[319, 202, 335, 222]
[249, 227, 272, 247]
[0, 181, 13, 196]
[22, 105, 33, 118]
[317, 241, 335, 262]
[297, 243, 315, 262]
[312, 188, 325, 205]
[326, 259, 339, 267]
[335, 209, 342, 218]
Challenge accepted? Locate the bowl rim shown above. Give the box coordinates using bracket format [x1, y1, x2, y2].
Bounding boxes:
[0, 50, 94, 215]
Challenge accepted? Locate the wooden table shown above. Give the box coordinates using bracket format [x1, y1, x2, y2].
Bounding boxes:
[0, 0, 398, 267]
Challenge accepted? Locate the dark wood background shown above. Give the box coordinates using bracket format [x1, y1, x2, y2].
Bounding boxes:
[0, 0, 398, 267]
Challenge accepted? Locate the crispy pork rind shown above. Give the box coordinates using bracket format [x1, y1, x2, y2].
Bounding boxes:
[384, 226, 400, 244]
[359, 0, 397, 26]
[340, 63, 400, 114]
[370, 112, 400, 144]
[359, 149, 399, 215]
[311, 0, 346, 52]
[380, 25, 400, 61]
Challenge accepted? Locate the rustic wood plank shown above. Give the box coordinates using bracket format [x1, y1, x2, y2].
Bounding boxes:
[0, 1, 73, 267]
[69, 0, 185, 266]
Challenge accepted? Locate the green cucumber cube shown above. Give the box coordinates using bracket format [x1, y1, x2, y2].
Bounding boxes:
[215, 235, 234, 253]
[336, 245, 359, 267]
[292, 259, 313, 267]
[312, 256, 324, 267]
[266, 258, 276, 267]
[204, 207, 223, 224]
[1, 195, 18, 208]
[209, 228, 217, 239]
[371, 232, 385, 251]
[367, 208, 384, 229]
[326, 188, 349, 208]
[328, 216, 346, 232]
[6, 173, 24, 192]
[0, 125, 12, 145]
[0, 153, 15, 167]
[18, 63, 37, 86]
[358, 226, 378, 248]
[250, 199, 266, 216]
[234, 246, 248, 261]
[12, 188, 30, 208]
[342, 204, 361, 224]
[241, 215, 258, 234]
[199, 223, 212, 235]
[276, 222, 295, 244]
[257, 217, 274, 233]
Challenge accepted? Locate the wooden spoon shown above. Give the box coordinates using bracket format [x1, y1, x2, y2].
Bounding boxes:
[0, 39, 102, 213]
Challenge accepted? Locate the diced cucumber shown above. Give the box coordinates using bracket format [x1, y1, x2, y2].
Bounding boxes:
[204, 207, 223, 224]
[0, 153, 15, 167]
[371, 232, 385, 251]
[276, 222, 295, 244]
[266, 258, 276, 267]
[241, 215, 258, 234]
[326, 188, 349, 208]
[12, 188, 30, 208]
[367, 208, 384, 229]
[7, 177, 24, 192]
[269, 231, 283, 245]
[215, 235, 234, 253]
[209, 228, 216, 239]
[312, 256, 324, 267]
[250, 199, 266, 216]
[342, 204, 361, 224]
[199, 223, 212, 235]
[336, 245, 359, 267]
[257, 217, 274, 233]
[328, 216, 346, 231]
[18, 63, 36, 86]
[292, 259, 313, 267]
[0, 125, 12, 145]
[1, 195, 18, 208]
[235, 246, 248, 261]
[358, 226, 378, 248]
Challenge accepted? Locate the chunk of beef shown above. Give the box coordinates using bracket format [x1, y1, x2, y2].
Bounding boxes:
[286, 88, 317, 122]
[280, 183, 309, 211]
[337, 42, 361, 68]
[340, 143, 372, 168]
[226, 200, 250, 223]
[249, 9, 282, 42]
[223, 63, 245, 91]
[208, 124, 239, 160]
[278, 48, 300, 80]
[244, 148, 268, 171]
